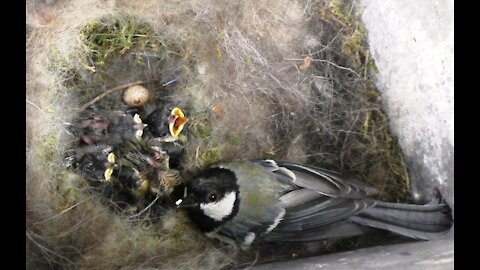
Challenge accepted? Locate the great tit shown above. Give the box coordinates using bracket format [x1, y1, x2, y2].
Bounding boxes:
[112, 140, 181, 198]
[78, 109, 147, 145]
[174, 160, 453, 248]
[145, 106, 189, 142]
[64, 144, 116, 183]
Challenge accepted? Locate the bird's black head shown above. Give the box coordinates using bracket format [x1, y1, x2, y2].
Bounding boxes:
[145, 107, 170, 138]
[174, 167, 240, 232]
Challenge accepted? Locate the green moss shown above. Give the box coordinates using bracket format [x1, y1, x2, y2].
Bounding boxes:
[342, 29, 365, 56]
[184, 111, 230, 167]
[51, 13, 188, 108]
[312, 0, 411, 202]
[328, 0, 352, 25]
[80, 16, 159, 67]
[48, 44, 69, 70]
[200, 146, 223, 167]
[50, 170, 81, 211]
[192, 121, 212, 139]
[224, 130, 241, 145]
[348, 109, 410, 202]
[39, 133, 59, 164]
[177, 134, 188, 144]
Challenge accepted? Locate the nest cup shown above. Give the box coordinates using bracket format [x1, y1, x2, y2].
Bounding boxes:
[26, 0, 418, 269]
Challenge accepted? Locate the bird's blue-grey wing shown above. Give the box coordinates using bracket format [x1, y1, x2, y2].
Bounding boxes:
[256, 160, 378, 199]
[255, 160, 377, 241]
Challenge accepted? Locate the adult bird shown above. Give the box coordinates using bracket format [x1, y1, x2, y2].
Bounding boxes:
[173, 160, 453, 248]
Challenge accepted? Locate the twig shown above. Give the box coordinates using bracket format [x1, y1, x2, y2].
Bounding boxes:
[26, 99, 46, 114]
[80, 80, 144, 111]
[33, 199, 89, 225]
[284, 58, 362, 79]
[364, 50, 370, 79]
[303, 0, 312, 15]
[340, 113, 361, 169]
[325, 9, 351, 31]
[400, 153, 410, 192]
[128, 195, 161, 220]
[162, 77, 179, 86]
[311, 29, 343, 55]
[26, 230, 74, 265]
[242, 250, 259, 270]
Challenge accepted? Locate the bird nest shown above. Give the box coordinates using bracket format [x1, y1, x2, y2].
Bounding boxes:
[26, 0, 411, 269]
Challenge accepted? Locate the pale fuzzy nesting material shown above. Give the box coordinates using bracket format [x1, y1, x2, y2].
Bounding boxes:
[26, 0, 373, 269]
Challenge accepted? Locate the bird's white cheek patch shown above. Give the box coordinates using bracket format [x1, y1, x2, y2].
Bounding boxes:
[200, 192, 236, 221]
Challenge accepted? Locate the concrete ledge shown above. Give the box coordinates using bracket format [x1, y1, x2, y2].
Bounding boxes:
[253, 235, 453, 270]
[360, 0, 454, 206]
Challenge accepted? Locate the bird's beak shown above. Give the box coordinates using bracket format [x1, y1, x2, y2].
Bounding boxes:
[107, 152, 116, 164]
[168, 107, 189, 138]
[133, 114, 148, 140]
[175, 195, 198, 208]
[104, 168, 113, 181]
[104, 152, 116, 181]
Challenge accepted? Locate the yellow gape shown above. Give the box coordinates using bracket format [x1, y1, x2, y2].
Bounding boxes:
[169, 107, 189, 138]
[104, 152, 116, 181]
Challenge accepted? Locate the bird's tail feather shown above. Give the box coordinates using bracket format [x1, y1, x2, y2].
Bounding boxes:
[350, 191, 453, 240]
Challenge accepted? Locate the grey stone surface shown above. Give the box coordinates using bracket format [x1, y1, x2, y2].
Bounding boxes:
[356, 1, 454, 268]
[360, 0, 454, 207]
[253, 236, 453, 270]
[254, 0, 454, 269]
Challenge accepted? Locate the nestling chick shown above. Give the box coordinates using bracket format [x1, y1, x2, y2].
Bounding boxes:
[64, 144, 115, 183]
[77, 108, 147, 145]
[112, 163, 152, 201]
[145, 105, 189, 142]
[113, 140, 184, 199]
[174, 160, 453, 249]
[65, 93, 189, 213]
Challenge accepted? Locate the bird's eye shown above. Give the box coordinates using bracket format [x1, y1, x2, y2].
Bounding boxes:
[208, 193, 217, 202]
[160, 131, 168, 137]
